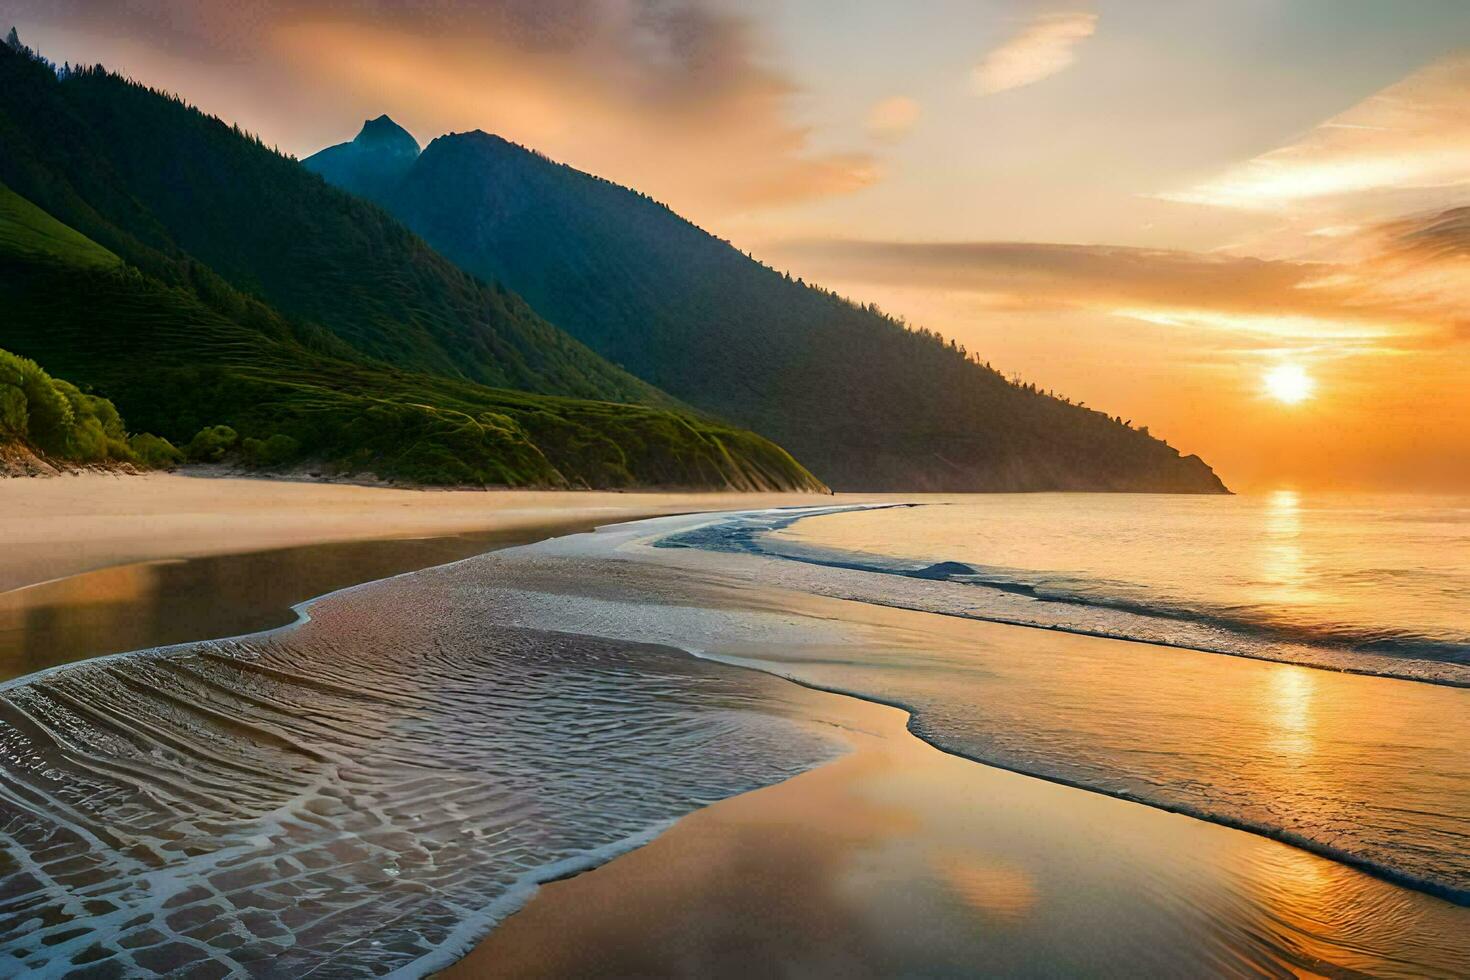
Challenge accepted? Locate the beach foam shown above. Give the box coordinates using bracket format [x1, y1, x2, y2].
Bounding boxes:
[0, 556, 842, 977]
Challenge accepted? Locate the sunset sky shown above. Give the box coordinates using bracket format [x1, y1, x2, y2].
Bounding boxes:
[14, 0, 1470, 491]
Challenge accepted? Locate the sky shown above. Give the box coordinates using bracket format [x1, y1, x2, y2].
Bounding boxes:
[11, 0, 1470, 491]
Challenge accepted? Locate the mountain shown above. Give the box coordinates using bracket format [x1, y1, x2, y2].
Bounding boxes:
[307, 121, 1228, 493]
[0, 47, 658, 403]
[0, 176, 822, 490]
[0, 43, 823, 491]
[306, 114, 422, 199]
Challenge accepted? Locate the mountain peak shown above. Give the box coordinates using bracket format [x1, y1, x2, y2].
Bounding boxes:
[303, 115, 420, 197]
[354, 114, 420, 157]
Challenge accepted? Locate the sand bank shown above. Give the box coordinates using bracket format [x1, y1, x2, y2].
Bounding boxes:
[0, 471, 834, 593]
[0, 473, 842, 679]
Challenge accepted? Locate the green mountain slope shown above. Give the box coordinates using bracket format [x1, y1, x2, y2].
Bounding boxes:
[0, 181, 119, 270]
[0, 182, 824, 490]
[308, 122, 1227, 493]
[0, 45, 660, 404]
[0, 41, 822, 490]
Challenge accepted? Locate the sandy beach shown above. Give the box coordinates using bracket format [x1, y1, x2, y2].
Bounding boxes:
[0, 471, 833, 593]
[1, 487, 1465, 977]
[0, 473, 840, 680]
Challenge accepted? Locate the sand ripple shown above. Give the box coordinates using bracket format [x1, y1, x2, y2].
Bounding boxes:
[0, 565, 839, 978]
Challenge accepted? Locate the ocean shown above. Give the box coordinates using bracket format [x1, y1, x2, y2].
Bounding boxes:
[2, 494, 1465, 976]
[658, 492, 1470, 902]
[764, 491, 1470, 673]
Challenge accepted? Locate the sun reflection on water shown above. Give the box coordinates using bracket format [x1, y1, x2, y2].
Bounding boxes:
[1268, 667, 1318, 757]
[1259, 489, 1309, 606]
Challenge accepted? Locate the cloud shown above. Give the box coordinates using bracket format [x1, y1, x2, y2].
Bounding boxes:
[768, 223, 1469, 350]
[865, 95, 921, 142]
[972, 11, 1096, 95]
[1164, 54, 1470, 214]
[8, 0, 877, 220]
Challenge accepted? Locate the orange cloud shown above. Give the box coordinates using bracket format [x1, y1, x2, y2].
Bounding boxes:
[768, 219, 1469, 353]
[768, 229, 1469, 492]
[10, 0, 877, 221]
[972, 11, 1097, 95]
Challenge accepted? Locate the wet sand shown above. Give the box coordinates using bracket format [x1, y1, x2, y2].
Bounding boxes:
[0, 472, 833, 592]
[446, 658, 1470, 979]
[0, 521, 616, 681]
[0, 473, 835, 681]
[438, 514, 1470, 978]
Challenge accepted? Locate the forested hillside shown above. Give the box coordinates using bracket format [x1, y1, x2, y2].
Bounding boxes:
[0, 44, 660, 404]
[309, 123, 1227, 493]
[0, 40, 824, 491]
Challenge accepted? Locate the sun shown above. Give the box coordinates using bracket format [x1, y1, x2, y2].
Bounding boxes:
[1263, 363, 1315, 404]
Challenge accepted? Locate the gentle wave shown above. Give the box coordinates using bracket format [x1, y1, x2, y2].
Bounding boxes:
[0, 555, 840, 978]
[656, 505, 1470, 685]
[651, 506, 1470, 904]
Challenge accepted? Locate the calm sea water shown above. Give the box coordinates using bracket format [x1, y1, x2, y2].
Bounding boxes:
[657, 493, 1470, 903]
[764, 491, 1470, 680]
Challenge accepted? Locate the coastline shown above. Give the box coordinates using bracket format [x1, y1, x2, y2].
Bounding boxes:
[0, 472, 846, 684]
[433, 511, 1470, 976]
[0, 471, 839, 594]
[442, 677, 1468, 979]
[2, 500, 1465, 977]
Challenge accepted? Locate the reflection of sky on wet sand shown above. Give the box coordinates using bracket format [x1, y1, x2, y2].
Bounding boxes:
[455, 674, 1469, 978]
[447, 512, 1470, 977]
[934, 857, 1038, 924]
[0, 520, 614, 683]
[831, 707, 1469, 978]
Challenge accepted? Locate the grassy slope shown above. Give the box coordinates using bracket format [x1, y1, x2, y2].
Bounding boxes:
[361, 132, 1227, 493]
[0, 182, 824, 490]
[0, 181, 120, 270]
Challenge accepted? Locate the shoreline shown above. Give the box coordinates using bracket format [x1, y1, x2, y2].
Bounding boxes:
[444, 639, 1469, 978]
[672, 504, 1470, 689]
[0, 472, 850, 683]
[428, 510, 1470, 964]
[3, 498, 1465, 976]
[0, 471, 841, 594]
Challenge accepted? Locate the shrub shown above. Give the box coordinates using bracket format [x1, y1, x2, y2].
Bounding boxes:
[0, 347, 134, 463]
[184, 424, 238, 462]
[241, 432, 299, 468]
[129, 432, 183, 468]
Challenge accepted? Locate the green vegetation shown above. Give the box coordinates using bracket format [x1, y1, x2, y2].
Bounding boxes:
[184, 425, 239, 463]
[241, 433, 299, 468]
[0, 225, 821, 488]
[330, 128, 1227, 492]
[128, 432, 184, 468]
[0, 43, 660, 404]
[0, 181, 120, 270]
[0, 346, 176, 467]
[0, 38, 824, 490]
